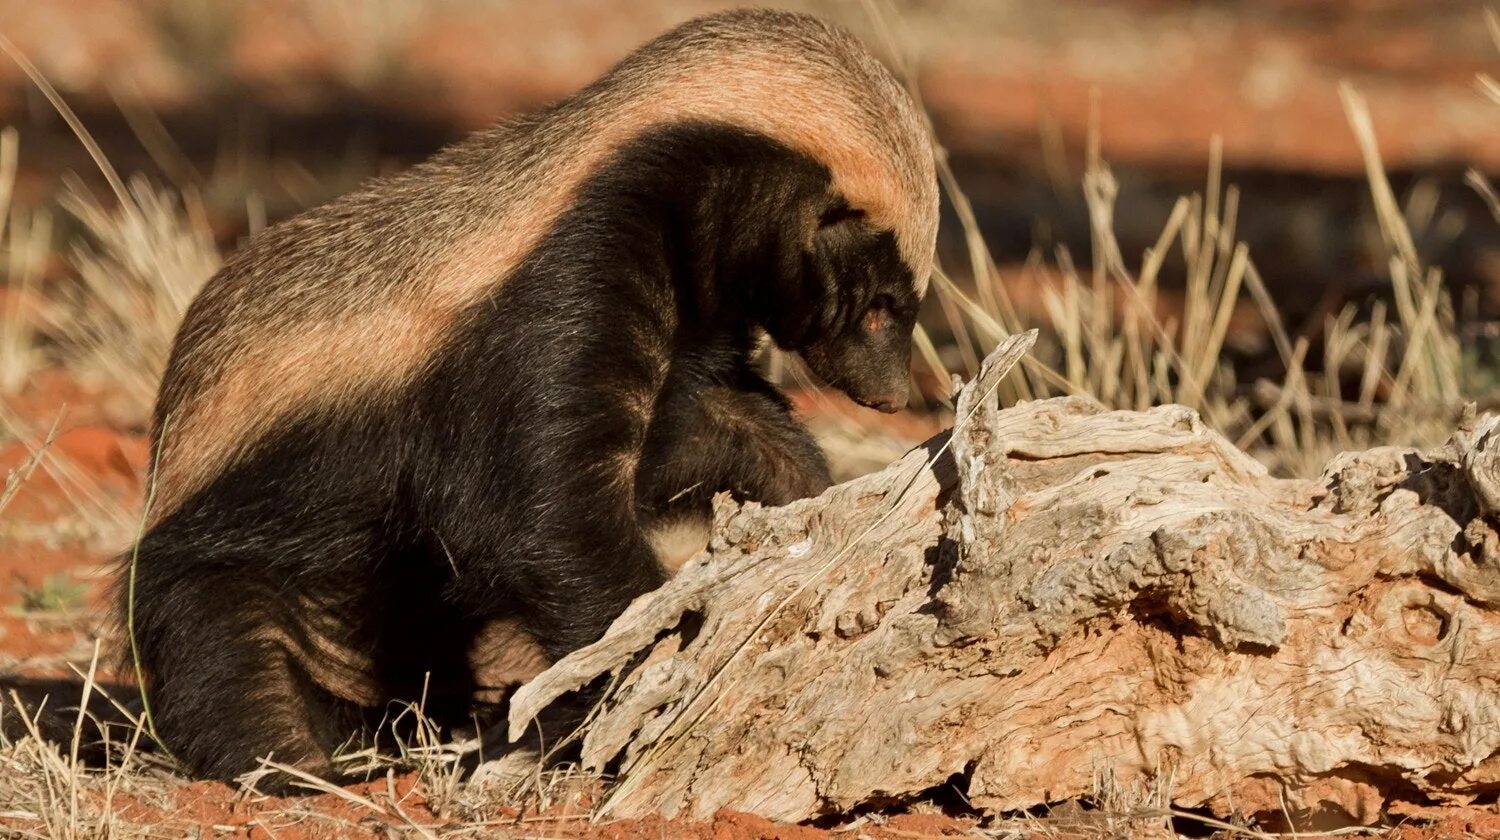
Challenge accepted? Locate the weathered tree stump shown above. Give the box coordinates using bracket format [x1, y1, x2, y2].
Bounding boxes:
[507, 332, 1500, 825]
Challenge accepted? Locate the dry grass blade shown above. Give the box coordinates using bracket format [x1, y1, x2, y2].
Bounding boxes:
[0, 128, 53, 398]
[64, 645, 99, 833]
[126, 416, 170, 752]
[1469, 168, 1500, 225]
[1340, 86, 1420, 275]
[252, 758, 441, 840]
[0, 412, 60, 519]
[0, 35, 131, 212]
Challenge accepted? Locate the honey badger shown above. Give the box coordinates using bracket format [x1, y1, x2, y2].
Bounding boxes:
[125, 8, 938, 783]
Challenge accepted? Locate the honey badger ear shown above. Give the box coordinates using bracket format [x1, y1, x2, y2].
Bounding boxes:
[763, 194, 874, 349]
[816, 199, 866, 230]
[807, 196, 869, 292]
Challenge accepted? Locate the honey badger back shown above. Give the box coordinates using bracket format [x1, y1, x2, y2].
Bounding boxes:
[126, 9, 938, 783]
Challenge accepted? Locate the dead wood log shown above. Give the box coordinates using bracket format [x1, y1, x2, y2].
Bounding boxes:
[504, 331, 1500, 825]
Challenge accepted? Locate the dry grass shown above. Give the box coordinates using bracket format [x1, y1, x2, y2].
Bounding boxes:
[839, 0, 1492, 482]
[50, 180, 219, 424]
[0, 648, 155, 840]
[902, 91, 1478, 479]
[0, 128, 52, 399]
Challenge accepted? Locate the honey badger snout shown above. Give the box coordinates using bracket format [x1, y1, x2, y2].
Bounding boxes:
[804, 335, 910, 413]
[799, 291, 917, 414]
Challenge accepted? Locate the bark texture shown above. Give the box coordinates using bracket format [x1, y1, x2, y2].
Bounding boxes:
[506, 332, 1500, 824]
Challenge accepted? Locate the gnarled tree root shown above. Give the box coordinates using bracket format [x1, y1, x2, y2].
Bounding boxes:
[505, 332, 1500, 826]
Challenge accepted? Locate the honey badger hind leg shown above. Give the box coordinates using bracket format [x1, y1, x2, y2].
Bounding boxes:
[124, 553, 367, 790]
[123, 430, 415, 790]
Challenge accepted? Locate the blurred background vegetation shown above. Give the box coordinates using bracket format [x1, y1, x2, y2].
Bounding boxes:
[0, 0, 1498, 493]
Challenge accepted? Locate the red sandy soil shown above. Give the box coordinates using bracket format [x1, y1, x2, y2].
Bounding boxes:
[6, 769, 992, 840]
[0, 373, 143, 673]
[1386, 808, 1500, 840]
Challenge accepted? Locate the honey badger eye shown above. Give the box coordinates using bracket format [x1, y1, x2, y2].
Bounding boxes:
[862, 295, 896, 331]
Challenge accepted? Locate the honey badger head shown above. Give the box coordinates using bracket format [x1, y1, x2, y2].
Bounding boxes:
[615, 9, 940, 412]
[744, 18, 935, 413]
[762, 194, 929, 414]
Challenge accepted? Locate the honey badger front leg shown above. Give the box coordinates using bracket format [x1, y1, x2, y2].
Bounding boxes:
[635, 366, 832, 572]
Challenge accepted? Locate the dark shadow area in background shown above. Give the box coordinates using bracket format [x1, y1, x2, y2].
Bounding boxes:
[10, 92, 1500, 364]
